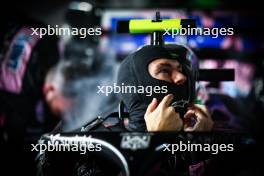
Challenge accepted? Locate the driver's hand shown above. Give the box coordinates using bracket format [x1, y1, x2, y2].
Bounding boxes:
[183, 104, 213, 132]
[144, 94, 183, 131]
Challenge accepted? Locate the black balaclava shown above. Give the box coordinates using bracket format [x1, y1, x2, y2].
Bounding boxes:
[117, 44, 198, 131]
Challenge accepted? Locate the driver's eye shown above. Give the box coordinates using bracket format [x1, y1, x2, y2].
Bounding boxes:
[157, 68, 170, 76]
[158, 68, 170, 74]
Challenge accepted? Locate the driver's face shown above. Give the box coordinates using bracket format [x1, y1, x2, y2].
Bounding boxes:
[148, 58, 187, 85]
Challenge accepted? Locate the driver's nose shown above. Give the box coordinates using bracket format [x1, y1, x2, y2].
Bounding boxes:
[171, 71, 187, 85]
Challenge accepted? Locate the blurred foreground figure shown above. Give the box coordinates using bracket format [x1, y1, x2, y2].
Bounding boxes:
[0, 19, 60, 176]
[43, 60, 120, 132]
[38, 60, 125, 176]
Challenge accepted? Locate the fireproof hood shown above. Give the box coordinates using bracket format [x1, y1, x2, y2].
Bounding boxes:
[117, 44, 198, 131]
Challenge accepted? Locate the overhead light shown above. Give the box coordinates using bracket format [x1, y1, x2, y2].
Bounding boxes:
[69, 1, 93, 12]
